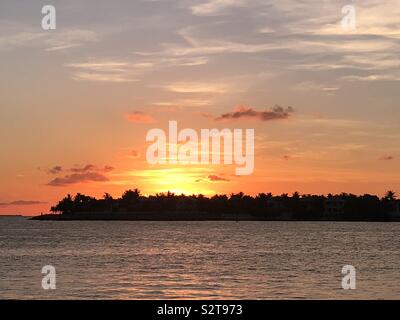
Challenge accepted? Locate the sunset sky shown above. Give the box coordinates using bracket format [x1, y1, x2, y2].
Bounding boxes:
[1, 0, 400, 215]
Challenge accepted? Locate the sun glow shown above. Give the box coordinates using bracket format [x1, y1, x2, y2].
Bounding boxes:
[128, 167, 216, 195]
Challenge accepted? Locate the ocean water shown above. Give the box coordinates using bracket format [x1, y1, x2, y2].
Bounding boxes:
[0, 217, 399, 299]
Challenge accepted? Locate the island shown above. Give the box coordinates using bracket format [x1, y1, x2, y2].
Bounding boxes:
[31, 189, 400, 221]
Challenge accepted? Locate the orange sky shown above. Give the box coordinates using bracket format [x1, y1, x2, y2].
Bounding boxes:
[1, 0, 400, 215]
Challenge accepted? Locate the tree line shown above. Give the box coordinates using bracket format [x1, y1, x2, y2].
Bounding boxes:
[49, 189, 399, 221]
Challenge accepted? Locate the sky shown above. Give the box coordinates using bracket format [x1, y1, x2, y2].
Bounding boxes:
[0, 0, 399, 215]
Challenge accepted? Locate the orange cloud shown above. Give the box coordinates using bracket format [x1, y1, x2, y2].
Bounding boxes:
[196, 175, 230, 182]
[126, 111, 155, 123]
[208, 175, 230, 182]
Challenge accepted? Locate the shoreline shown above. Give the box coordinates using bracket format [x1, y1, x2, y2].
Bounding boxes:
[30, 212, 400, 222]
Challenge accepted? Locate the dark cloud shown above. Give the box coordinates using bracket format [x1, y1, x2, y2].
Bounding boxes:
[47, 172, 109, 187]
[47, 166, 63, 174]
[0, 200, 47, 206]
[103, 165, 114, 172]
[70, 164, 114, 173]
[70, 164, 96, 173]
[47, 164, 114, 186]
[213, 105, 294, 121]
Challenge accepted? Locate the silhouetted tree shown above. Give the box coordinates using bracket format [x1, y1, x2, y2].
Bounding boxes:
[48, 189, 398, 221]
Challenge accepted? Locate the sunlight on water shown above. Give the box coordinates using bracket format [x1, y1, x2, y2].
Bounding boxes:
[0, 217, 399, 299]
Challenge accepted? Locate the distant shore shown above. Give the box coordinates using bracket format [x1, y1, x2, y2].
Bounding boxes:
[33, 189, 400, 222]
[0, 215, 23, 218]
[31, 212, 400, 222]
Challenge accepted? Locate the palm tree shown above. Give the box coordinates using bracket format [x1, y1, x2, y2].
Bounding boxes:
[53, 194, 74, 214]
[384, 190, 397, 201]
[103, 193, 114, 212]
[121, 189, 141, 202]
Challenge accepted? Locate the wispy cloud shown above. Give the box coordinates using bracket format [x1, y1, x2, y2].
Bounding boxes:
[153, 98, 213, 107]
[65, 55, 208, 82]
[341, 74, 400, 82]
[131, 1, 400, 84]
[213, 105, 294, 121]
[191, 0, 247, 16]
[380, 155, 395, 161]
[162, 81, 230, 93]
[0, 23, 99, 52]
[196, 174, 230, 182]
[207, 174, 230, 182]
[126, 111, 156, 123]
[293, 81, 340, 94]
[66, 60, 151, 82]
[0, 200, 47, 206]
[45, 29, 99, 51]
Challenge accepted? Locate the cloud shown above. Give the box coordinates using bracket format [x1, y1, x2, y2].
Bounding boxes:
[71, 72, 138, 83]
[47, 166, 63, 174]
[0, 200, 47, 206]
[341, 74, 400, 82]
[66, 56, 208, 83]
[132, 1, 400, 83]
[293, 81, 340, 94]
[66, 61, 151, 83]
[70, 164, 96, 173]
[47, 172, 109, 187]
[191, 0, 247, 16]
[103, 165, 115, 172]
[69, 164, 114, 173]
[380, 155, 395, 161]
[214, 105, 294, 121]
[0, 24, 99, 52]
[153, 98, 212, 107]
[196, 174, 230, 182]
[126, 111, 156, 123]
[308, 2, 400, 39]
[208, 175, 230, 182]
[162, 82, 229, 94]
[44, 29, 99, 51]
[47, 164, 114, 186]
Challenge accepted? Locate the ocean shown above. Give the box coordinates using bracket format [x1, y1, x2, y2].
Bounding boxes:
[0, 217, 399, 299]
